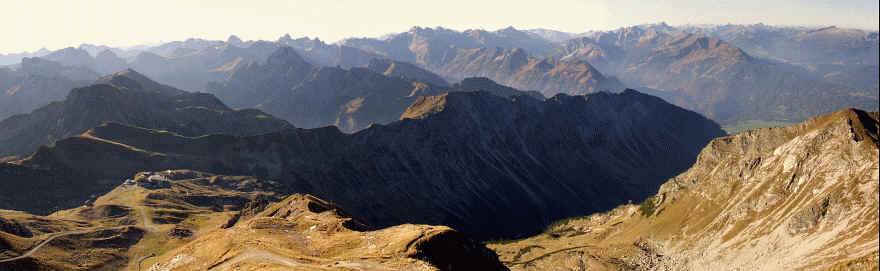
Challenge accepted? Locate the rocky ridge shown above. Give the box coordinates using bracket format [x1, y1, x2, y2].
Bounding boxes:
[489, 108, 879, 270]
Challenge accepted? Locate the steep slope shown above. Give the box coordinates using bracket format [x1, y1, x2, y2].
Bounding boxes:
[0, 48, 50, 66]
[42, 47, 96, 71]
[258, 65, 430, 131]
[621, 34, 877, 124]
[683, 24, 879, 67]
[276, 34, 385, 68]
[206, 47, 316, 109]
[0, 69, 292, 157]
[11, 90, 724, 240]
[490, 108, 879, 270]
[550, 27, 879, 125]
[365, 58, 449, 87]
[130, 41, 280, 91]
[41, 47, 129, 75]
[341, 26, 555, 66]
[685, 24, 880, 100]
[208, 47, 540, 132]
[342, 27, 624, 97]
[525, 28, 579, 42]
[0, 58, 98, 120]
[434, 47, 625, 97]
[0, 170, 506, 270]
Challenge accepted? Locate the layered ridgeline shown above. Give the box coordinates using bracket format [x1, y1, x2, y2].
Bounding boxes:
[490, 109, 879, 270]
[341, 27, 624, 97]
[0, 57, 98, 120]
[207, 47, 542, 132]
[4, 90, 723, 240]
[0, 69, 291, 158]
[549, 25, 879, 127]
[339, 24, 877, 128]
[9, 24, 874, 129]
[0, 170, 507, 270]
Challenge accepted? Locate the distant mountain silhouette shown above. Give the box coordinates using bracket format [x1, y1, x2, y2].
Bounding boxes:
[0, 69, 291, 157]
[0, 57, 98, 120]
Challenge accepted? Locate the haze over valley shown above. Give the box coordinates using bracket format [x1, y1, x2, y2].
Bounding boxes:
[1, 1, 877, 270]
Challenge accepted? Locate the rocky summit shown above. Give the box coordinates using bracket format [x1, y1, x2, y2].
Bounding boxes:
[489, 108, 879, 270]
[4, 90, 723, 241]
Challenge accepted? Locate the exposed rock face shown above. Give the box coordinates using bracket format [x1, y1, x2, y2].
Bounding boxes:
[489, 108, 879, 270]
[12, 90, 724, 240]
[0, 69, 292, 157]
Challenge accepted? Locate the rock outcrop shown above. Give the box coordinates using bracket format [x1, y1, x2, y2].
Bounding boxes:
[490, 108, 879, 270]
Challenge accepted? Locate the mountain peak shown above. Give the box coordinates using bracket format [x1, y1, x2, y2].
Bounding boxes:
[278, 33, 293, 42]
[365, 58, 449, 86]
[227, 35, 243, 45]
[498, 26, 518, 32]
[95, 49, 118, 59]
[96, 68, 184, 96]
[265, 46, 309, 67]
[806, 108, 879, 147]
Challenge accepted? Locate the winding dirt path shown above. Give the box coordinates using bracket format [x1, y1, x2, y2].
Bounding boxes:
[138, 206, 160, 232]
[207, 250, 332, 270]
[0, 226, 130, 263]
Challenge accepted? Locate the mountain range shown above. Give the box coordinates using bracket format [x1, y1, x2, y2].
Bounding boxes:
[1, 22, 878, 271]
[0, 69, 291, 158]
[1, 83, 723, 240]
[207, 47, 543, 132]
[0, 57, 98, 120]
[4, 23, 875, 130]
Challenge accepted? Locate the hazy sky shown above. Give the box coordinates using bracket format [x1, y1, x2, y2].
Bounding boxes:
[1, 0, 877, 54]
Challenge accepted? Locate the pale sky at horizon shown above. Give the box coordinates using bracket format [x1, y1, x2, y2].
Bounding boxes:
[1, 0, 877, 54]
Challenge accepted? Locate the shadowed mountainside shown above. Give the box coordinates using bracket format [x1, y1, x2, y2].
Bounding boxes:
[5, 90, 724, 240]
